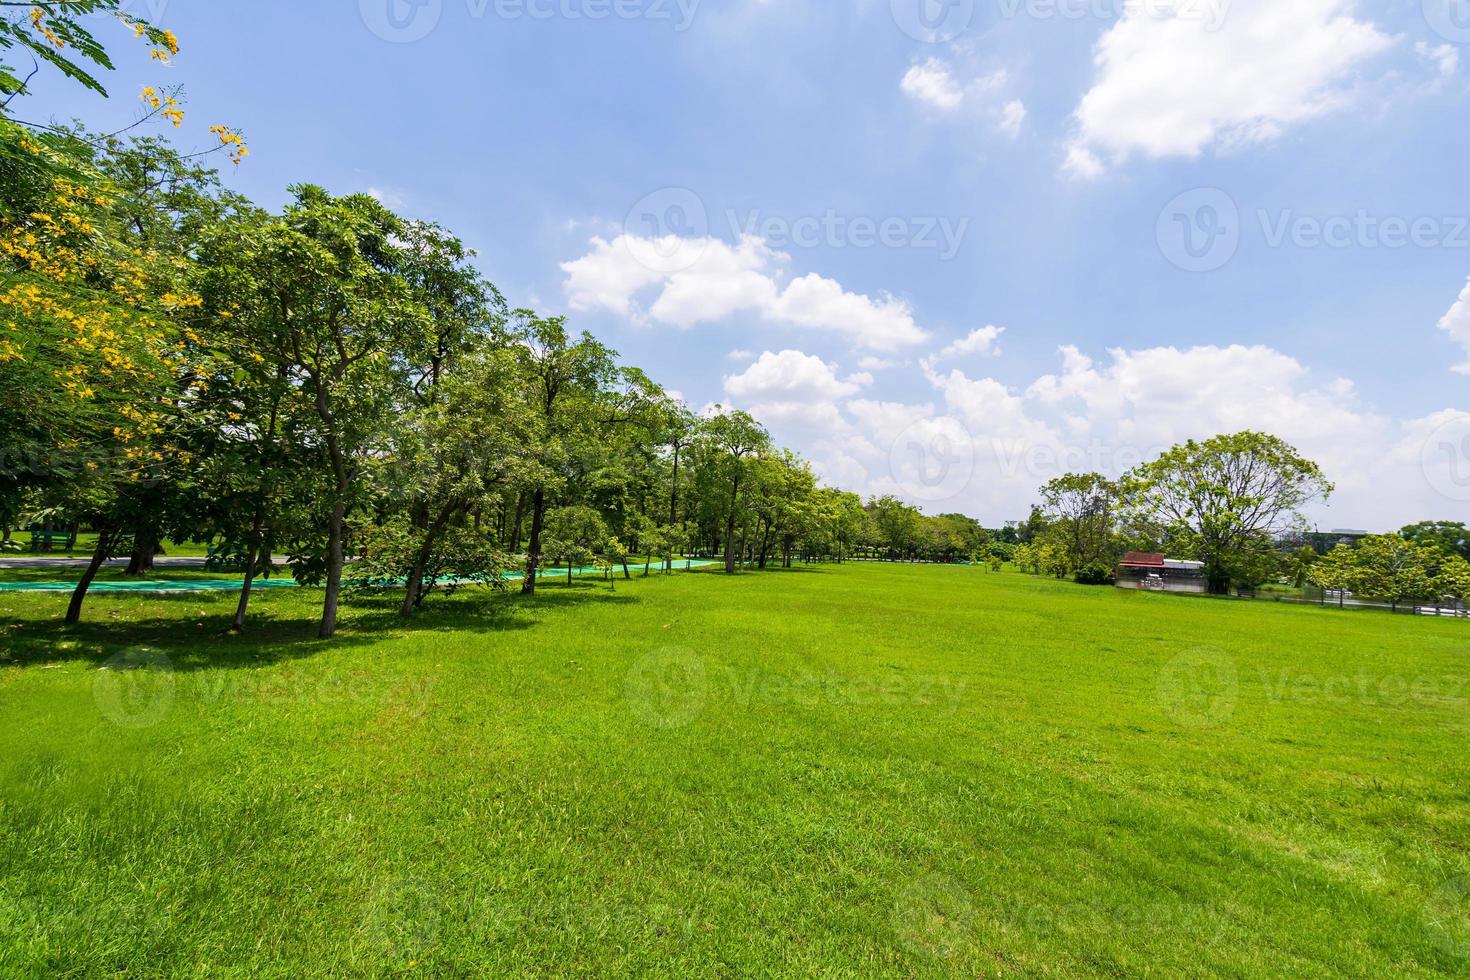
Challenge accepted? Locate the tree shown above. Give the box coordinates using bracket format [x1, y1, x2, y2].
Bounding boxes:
[1400, 521, 1470, 561]
[542, 505, 609, 586]
[701, 409, 770, 574]
[869, 495, 921, 561]
[1350, 535, 1439, 611]
[509, 314, 620, 595]
[215, 186, 435, 638]
[365, 341, 522, 615]
[1310, 537, 1442, 611]
[1, 2, 178, 102]
[1121, 432, 1333, 594]
[1308, 545, 1358, 605]
[1438, 555, 1470, 605]
[1287, 545, 1319, 589]
[1037, 473, 1117, 572]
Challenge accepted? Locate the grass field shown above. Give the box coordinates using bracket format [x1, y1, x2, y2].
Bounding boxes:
[2, 564, 1468, 977]
[0, 533, 215, 558]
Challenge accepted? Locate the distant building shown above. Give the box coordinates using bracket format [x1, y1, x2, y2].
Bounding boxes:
[1326, 528, 1371, 547]
[1114, 552, 1208, 593]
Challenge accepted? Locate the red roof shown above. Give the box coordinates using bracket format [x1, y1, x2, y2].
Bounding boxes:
[1120, 552, 1166, 568]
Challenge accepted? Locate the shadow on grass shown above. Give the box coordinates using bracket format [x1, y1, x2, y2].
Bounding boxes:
[0, 580, 640, 671]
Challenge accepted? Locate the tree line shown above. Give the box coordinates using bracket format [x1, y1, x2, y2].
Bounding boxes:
[1004, 431, 1469, 607]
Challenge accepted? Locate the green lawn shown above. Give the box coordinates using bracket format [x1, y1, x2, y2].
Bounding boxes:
[1, 564, 1467, 976]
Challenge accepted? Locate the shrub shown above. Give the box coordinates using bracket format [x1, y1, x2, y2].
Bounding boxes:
[1074, 563, 1115, 586]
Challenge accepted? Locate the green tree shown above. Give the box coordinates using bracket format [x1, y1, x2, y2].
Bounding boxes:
[701, 409, 770, 574]
[1121, 432, 1332, 594]
[1037, 472, 1118, 572]
[216, 186, 435, 637]
[1399, 521, 1470, 561]
[1350, 535, 1440, 611]
[509, 314, 620, 595]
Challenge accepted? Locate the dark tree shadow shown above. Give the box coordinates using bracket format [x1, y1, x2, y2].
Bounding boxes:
[0, 581, 640, 671]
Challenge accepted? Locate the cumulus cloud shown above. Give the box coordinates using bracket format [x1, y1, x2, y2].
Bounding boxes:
[1416, 41, 1460, 79]
[724, 350, 872, 432]
[901, 58, 964, 110]
[901, 59, 1025, 138]
[790, 343, 1453, 530]
[1064, 0, 1393, 177]
[562, 234, 927, 351]
[1439, 276, 1470, 374]
[999, 99, 1027, 137]
[933, 325, 1006, 362]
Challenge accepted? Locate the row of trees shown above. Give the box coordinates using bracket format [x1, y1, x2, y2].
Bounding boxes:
[1309, 535, 1470, 610]
[1010, 433, 1468, 603]
[0, 4, 904, 637]
[3, 146, 903, 637]
[1005, 432, 1332, 593]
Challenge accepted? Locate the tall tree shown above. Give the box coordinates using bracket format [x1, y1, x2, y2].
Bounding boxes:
[1121, 432, 1333, 594]
[509, 314, 619, 595]
[218, 186, 433, 637]
[700, 409, 770, 574]
[1037, 472, 1118, 572]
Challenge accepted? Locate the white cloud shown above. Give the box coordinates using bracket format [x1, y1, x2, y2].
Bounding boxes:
[901, 58, 964, 110]
[936, 325, 1006, 361]
[798, 343, 1453, 529]
[768, 274, 927, 350]
[1438, 276, 1470, 374]
[1416, 41, 1460, 79]
[902, 60, 1026, 138]
[725, 349, 868, 402]
[858, 356, 900, 371]
[999, 99, 1027, 138]
[1065, 0, 1393, 176]
[563, 234, 928, 351]
[561, 235, 671, 317]
[724, 350, 871, 433]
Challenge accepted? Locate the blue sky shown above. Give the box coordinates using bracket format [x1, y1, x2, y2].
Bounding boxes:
[24, 0, 1470, 528]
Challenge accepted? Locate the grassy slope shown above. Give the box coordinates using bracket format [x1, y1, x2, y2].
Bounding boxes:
[0, 564, 1467, 977]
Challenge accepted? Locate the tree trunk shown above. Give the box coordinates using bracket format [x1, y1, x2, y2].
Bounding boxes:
[66, 528, 112, 625]
[232, 548, 259, 632]
[231, 508, 267, 632]
[724, 511, 737, 574]
[124, 523, 158, 576]
[622, 559, 631, 580]
[523, 488, 545, 595]
[401, 554, 428, 616]
[320, 500, 346, 639]
[509, 490, 527, 551]
[402, 503, 455, 617]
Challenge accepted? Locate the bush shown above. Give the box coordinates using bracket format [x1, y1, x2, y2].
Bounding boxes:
[1074, 563, 1115, 586]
